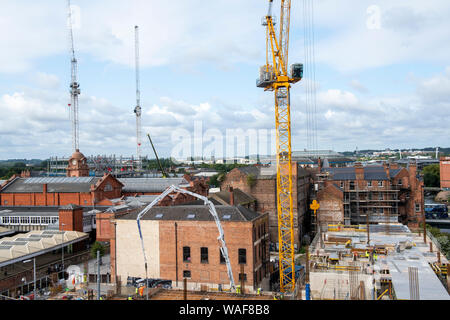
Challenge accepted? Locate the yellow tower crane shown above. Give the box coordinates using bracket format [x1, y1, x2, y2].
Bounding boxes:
[257, 0, 303, 294]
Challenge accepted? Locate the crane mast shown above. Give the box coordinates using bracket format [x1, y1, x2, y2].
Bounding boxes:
[67, 0, 80, 152]
[257, 0, 303, 294]
[134, 26, 142, 172]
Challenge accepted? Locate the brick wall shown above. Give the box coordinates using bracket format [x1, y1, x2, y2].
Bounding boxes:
[113, 214, 269, 292]
[222, 166, 303, 249]
[441, 157, 450, 189]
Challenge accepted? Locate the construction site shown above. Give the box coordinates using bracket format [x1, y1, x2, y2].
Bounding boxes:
[0, 0, 449, 303]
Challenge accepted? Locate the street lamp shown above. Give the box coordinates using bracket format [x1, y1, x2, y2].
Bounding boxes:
[61, 223, 66, 280]
[23, 258, 36, 300]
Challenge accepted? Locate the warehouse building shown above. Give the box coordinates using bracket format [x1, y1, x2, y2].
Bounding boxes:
[110, 204, 270, 293]
[221, 164, 312, 250]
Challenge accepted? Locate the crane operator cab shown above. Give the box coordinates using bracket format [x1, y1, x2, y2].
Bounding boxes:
[290, 63, 303, 81]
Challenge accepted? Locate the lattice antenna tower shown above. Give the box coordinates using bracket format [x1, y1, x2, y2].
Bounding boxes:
[134, 26, 142, 171]
[67, 0, 80, 152]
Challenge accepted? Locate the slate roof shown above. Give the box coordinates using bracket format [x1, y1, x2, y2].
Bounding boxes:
[119, 204, 261, 222]
[322, 167, 356, 180]
[213, 188, 256, 205]
[118, 178, 189, 193]
[0, 177, 101, 193]
[363, 166, 389, 181]
[236, 166, 276, 180]
[322, 166, 391, 181]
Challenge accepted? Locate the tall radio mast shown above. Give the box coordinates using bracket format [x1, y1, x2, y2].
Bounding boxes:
[134, 25, 142, 171]
[67, 0, 80, 152]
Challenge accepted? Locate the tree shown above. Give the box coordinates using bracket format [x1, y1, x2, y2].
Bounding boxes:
[90, 241, 105, 264]
[422, 164, 440, 188]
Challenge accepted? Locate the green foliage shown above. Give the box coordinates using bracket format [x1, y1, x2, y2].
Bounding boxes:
[426, 225, 450, 260]
[246, 174, 256, 188]
[208, 173, 226, 188]
[90, 241, 105, 259]
[422, 164, 440, 188]
[143, 158, 175, 171]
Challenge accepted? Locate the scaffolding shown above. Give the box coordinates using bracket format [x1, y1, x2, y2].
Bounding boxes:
[48, 155, 147, 177]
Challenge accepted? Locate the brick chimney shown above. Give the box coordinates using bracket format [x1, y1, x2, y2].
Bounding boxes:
[43, 184, 48, 206]
[409, 162, 417, 191]
[383, 162, 390, 179]
[59, 204, 84, 232]
[390, 162, 399, 170]
[229, 186, 234, 206]
[355, 162, 364, 181]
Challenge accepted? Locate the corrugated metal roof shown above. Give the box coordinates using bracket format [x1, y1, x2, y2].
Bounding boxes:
[23, 177, 95, 184]
[1, 177, 100, 193]
[119, 178, 187, 193]
[0, 230, 89, 267]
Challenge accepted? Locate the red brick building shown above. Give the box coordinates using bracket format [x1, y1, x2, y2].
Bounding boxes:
[0, 174, 123, 207]
[316, 162, 424, 228]
[221, 165, 311, 249]
[110, 204, 270, 292]
[440, 156, 450, 189]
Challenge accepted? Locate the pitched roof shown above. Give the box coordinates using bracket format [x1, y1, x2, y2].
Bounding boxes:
[212, 188, 256, 206]
[118, 178, 189, 193]
[236, 166, 277, 180]
[322, 166, 389, 181]
[0, 177, 101, 193]
[118, 204, 261, 222]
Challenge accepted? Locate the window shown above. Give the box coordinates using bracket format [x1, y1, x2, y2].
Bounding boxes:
[30, 217, 40, 225]
[51, 217, 59, 224]
[3, 200, 7, 205]
[340, 181, 344, 188]
[415, 203, 421, 213]
[367, 181, 372, 187]
[219, 249, 226, 264]
[183, 270, 191, 278]
[20, 217, 29, 224]
[398, 179, 403, 186]
[200, 247, 208, 263]
[349, 181, 355, 190]
[378, 181, 383, 187]
[238, 249, 247, 264]
[378, 193, 383, 200]
[183, 247, 191, 262]
[2, 217, 9, 224]
[104, 183, 113, 192]
[239, 273, 247, 282]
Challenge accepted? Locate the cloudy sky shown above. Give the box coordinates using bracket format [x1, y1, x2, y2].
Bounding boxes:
[0, 0, 449, 160]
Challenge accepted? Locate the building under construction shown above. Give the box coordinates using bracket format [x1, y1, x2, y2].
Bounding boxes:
[48, 155, 147, 177]
[315, 161, 424, 228]
[307, 223, 449, 300]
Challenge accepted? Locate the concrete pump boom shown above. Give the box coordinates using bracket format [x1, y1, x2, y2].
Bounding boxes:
[136, 185, 236, 292]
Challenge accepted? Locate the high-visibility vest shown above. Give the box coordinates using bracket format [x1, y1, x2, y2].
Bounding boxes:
[139, 286, 145, 296]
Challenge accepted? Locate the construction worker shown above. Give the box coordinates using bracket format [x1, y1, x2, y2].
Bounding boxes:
[128, 296, 133, 300]
[257, 288, 261, 296]
[135, 286, 138, 296]
[139, 285, 145, 297]
[236, 285, 241, 294]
